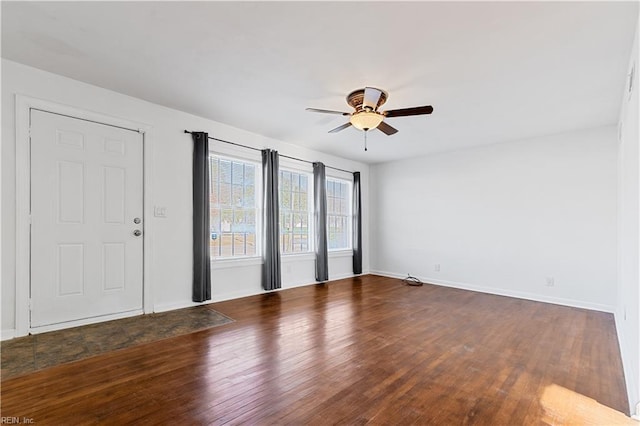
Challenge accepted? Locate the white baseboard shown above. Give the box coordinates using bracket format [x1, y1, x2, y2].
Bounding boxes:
[370, 270, 615, 313]
[632, 402, 640, 420]
[329, 272, 363, 282]
[155, 287, 308, 313]
[154, 273, 366, 313]
[615, 310, 640, 417]
[1, 329, 17, 341]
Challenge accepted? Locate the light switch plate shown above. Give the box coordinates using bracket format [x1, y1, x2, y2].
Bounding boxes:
[154, 206, 167, 218]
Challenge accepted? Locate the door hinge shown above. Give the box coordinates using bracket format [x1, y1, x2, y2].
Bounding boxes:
[618, 122, 623, 142]
[628, 63, 635, 99]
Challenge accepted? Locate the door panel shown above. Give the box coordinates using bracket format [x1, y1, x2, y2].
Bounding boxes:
[57, 160, 84, 223]
[30, 109, 143, 328]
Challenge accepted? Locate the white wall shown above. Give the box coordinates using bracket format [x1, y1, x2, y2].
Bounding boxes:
[1, 59, 370, 336]
[616, 16, 640, 417]
[370, 126, 618, 312]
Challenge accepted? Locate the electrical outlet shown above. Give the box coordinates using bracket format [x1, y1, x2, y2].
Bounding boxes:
[545, 277, 555, 287]
[434, 264, 440, 272]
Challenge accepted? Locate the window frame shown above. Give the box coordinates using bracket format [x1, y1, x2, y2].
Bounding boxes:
[208, 152, 262, 262]
[325, 176, 352, 252]
[278, 166, 314, 256]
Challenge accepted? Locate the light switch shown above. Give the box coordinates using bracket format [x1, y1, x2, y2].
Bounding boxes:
[154, 206, 167, 218]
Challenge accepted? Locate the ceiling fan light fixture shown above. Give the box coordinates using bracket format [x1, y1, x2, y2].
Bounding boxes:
[350, 111, 384, 131]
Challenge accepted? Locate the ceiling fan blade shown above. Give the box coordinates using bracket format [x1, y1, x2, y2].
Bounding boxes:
[384, 105, 433, 118]
[377, 121, 398, 136]
[306, 107, 351, 116]
[362, 87, 383, 111]
[328, 122, 352, 133]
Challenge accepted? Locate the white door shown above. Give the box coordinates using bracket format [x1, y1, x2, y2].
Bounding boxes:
[30, 109, 143, 328]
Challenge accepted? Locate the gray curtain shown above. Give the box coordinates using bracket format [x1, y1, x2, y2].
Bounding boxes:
[313, 162, 329, 282]
[352, 171, 363, 274]
[192, 131, 211, 302]
[262, 149, 282, 291]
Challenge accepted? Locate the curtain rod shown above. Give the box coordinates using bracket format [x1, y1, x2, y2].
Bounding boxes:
[184, 130, 354, 174]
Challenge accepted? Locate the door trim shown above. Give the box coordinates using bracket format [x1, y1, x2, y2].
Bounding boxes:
[15, 94, 154, 336]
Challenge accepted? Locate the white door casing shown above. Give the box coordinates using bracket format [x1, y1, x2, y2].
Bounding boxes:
[30, 109, 144, 328]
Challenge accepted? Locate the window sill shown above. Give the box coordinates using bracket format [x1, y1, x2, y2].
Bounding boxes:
[211, 256, 263, 269]
[209, 251, 351, 268]
[328, 249, 353, 258]
[281, 252, 315, 263]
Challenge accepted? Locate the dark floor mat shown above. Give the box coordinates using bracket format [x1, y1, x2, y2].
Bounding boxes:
[1, 306, 234, 380]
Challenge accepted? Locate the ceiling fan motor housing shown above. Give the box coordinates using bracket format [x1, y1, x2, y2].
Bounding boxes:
[347, 88, 388, 112]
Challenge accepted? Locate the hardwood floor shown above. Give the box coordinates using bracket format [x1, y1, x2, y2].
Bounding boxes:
[0, 275, 629, 424]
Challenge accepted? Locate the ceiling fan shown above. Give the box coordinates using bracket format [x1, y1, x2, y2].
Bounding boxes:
[306, 87, 433, 136]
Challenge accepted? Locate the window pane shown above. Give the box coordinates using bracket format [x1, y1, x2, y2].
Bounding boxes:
[292, 192, 300, 211]
[293, 214, 302, 232]
[211, 181, 219, 205]
[211, 208, 221, 232]
[220, 160, 231, 183]
[245, 185, 255, 207]
[281, 171, 291, 191]
[281, 187, 291, 210]
[292, 173, 300, 191]
[210, 157, 219, 181]
[245, 209, 256, 228]
[245, 166, 255, 183]
[232, 162, 244, 185]
[210, 158, 219, 205]
[220, 233, 233, 257]
[232, 184, 243, 207]
[232, 210, 242, 233]
[279, 169, 311, 255]
[210, 155, 258, 259]
[221, 209, 233, 231]
[326, 179, 351, 250]
[246, 233, 256, 256]
[233, 233, 246, 256]
[220, 183, 231, 205]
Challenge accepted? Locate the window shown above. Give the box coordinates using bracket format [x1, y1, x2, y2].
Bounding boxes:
[279, 169, 311, 254]
[326, 178, 351, 250]
[209, 155, 258, 258]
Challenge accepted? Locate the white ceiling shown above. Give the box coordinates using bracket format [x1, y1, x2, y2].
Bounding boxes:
[2, 1, 638, 164]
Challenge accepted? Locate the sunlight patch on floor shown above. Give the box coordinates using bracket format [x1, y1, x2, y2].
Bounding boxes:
[540, 384, 637, 425]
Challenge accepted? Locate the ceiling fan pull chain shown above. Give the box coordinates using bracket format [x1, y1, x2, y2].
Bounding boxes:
[364, 131, 368, 151]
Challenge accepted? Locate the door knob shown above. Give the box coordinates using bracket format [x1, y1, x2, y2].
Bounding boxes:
[133, 217, 141, 224]
[133, 229, 142, 237]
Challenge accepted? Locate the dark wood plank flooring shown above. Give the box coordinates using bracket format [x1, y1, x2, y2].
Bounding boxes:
[0, 275, 628, 424]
